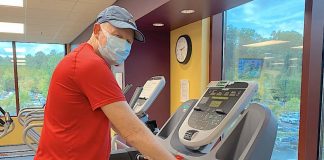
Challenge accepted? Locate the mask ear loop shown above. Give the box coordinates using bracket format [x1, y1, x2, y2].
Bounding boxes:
[98, 27, 110, 51]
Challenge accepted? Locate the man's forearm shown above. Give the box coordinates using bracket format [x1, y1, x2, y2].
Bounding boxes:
[124, 124, 175, 160]
[102, 102, 175, 160]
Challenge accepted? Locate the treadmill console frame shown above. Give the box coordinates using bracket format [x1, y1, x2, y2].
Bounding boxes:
[178, 81, 258, 148]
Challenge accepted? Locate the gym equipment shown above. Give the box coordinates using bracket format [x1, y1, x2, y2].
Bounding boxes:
[111, 76, 166, 150]
[123, 84, 133, 95]
[110, 81, 278, 160]
[178, 81, 257, 150]
[18, 106, 44, 152]
[0, 106, 14, 138]
[132, 76, 166, 117]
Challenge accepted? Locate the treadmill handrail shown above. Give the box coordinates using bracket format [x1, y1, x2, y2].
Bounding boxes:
[23, 123, 43, 152]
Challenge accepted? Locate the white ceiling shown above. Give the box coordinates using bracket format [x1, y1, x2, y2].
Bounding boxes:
[0, 0, 116, 44]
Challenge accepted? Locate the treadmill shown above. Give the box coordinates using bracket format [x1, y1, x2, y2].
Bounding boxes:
[110, 81, 278, 160]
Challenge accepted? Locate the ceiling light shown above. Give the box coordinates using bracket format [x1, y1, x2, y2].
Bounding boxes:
[264, 57, 274, 60]
[17, 63, 26, 66]
[181, 9, 195, 14]
[243, 40, 289, 47]
[10, 59, 26, 63]
[7, 55, 26, 58]
[153, 23, 164, 27]
[272, 62, 284, 65]
[289, 66, 297, 68]
[0, 22, 24, 34]
[16, 55, 25, 59]
[291, 46, 303, 49]
[0, 0, 23, 7]
[289, 58, 298, 61]
[4, 48, 26, 53]
[264, 53, 272, 55]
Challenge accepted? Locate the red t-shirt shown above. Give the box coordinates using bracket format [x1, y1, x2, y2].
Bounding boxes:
[34, 43, 126, 160]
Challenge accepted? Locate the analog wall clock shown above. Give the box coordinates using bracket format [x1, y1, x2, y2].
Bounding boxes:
[175, 35, 192, 64]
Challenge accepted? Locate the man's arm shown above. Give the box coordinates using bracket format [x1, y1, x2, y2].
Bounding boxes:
[101, 101, 175, 160]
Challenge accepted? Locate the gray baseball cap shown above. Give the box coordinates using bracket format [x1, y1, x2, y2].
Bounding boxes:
[96, 5, 145, 42]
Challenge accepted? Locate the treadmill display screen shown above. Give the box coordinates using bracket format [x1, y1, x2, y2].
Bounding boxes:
[210, 100, 222, 107]
[212, 96, 228, 100]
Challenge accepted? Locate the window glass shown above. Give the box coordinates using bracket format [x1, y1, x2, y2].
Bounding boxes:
[16, 42, 64, 109]
[71, 44, 79, 51]
[0, 42, 16, 115]
[223, 0, 305, 159]
[320, 34, 324, 160]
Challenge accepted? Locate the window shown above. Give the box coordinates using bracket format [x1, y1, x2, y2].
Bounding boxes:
[320, 33, 324, 160]
[0, 42, 16, 115]
[71, 44, 79, 51]
[16, 42, 64, 109]
[223, 0, 305, 159]
[0, 42, 65, 115]
[321, 75, 324, 160]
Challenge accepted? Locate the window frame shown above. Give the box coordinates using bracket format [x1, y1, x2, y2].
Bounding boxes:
[209, 0, 324, 159]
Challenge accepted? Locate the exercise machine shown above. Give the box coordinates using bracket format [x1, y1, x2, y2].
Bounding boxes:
[110, 81, 278, 160]
[111, 76, 166, 150]
[18, 106, 44, 152]
[0, 106, 14, 138]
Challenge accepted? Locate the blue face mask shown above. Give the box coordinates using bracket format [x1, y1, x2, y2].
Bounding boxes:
[98, 29, 131, 65]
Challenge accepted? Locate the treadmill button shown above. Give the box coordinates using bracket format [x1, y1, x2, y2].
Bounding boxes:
[184, 130, 198, 141]
[216, 109, 226, 115]
[175, 155, 184, 160]
[216, 92, 223, 96]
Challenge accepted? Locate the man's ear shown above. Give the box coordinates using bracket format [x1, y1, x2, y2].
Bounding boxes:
[93, 23, 101, 39]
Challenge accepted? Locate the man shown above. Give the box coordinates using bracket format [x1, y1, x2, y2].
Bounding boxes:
[35, 6, 175, 160]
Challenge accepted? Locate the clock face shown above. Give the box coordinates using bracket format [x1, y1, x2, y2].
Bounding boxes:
[176, 35, 192, 64]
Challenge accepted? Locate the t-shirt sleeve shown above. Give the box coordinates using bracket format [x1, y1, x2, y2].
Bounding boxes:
[75, 60, 126, 111]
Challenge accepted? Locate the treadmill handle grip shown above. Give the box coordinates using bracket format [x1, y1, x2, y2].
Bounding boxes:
[129, 87, 143, 109]
[0, 107, 5, 115]
[122, 84, 133, 95]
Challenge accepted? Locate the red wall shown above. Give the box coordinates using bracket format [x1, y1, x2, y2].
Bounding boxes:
[124, 30, 170, 127]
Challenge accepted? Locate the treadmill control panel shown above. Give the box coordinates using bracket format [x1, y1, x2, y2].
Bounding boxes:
[188, 88, 244, 130]
[178, 81, 258, 149]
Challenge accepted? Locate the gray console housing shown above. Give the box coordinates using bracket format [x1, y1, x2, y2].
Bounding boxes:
[156, 100, 278, 160]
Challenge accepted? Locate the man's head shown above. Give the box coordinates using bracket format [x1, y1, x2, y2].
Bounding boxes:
[89, 5, 145, 65]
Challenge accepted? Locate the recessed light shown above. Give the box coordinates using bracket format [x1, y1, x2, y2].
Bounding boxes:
[291, 46, 303, 49]
[153, 23, 164, 27]
[11, 59, 26, 63]
[4, 47, 26, 53]
[264, 57, 274, 60]
[264, 53, 272, 55]
[4, 55, 25, 58]
[272, 62, 284, 65]
[243, 40, 289, 47]
[0, 22, 24, 34]
[17, 63, 26, 66]
[16, 55, 25, 58]
[181, 9, 195, 14]
[289, 58, 298, 61]
[0, 0, 23, 7]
